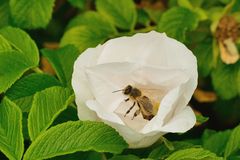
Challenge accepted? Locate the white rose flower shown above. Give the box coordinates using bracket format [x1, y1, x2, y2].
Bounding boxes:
[72, 31, 198, 148]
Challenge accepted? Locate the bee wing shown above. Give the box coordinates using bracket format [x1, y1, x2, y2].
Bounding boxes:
[137, 96, 153, 113]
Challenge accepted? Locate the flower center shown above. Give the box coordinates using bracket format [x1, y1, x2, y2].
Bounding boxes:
[114, 84, 162, 132]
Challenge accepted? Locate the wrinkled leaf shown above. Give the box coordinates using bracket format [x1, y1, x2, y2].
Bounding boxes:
[166, 148, 222, 160]
[5, 73, 61, 112]
[10, 0, 55, 29]
[225, 125, 240, 158]
[24, 121, 128, 160]
[41, 45, 79, 87]
[0, 98, 24, 160]
[28, 87, 74, 141]
[211, 61, 240, 99]
[157, 7, 198, 42]
[60, 26, 110, 52]
[96, 0, 137, 30]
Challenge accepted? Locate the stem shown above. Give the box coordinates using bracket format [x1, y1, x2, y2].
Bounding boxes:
[32, 67, 44, 73]
[102, 153, 107, 160]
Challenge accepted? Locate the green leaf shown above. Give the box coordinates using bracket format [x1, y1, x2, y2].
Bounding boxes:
[41, 45, 79, 87]
[62, 12, 116, 52]
[137, 9, 150, 27]
[5, 73, 62, 112]
[0, 27, 39, 64]
[166, 148, 222, 160]
[9, 0, 55, 29]
[0, 27, 39, 93]
[68, 0, 86, 9]
[28, 86, 74, 141]
[24, 121, 128, 160]
[177, 0, 207, 20]
[0, 51, 31, 93]
[50, 151, 104, 160]
[157, 7, 198, 42]
[211, 61, 240, 99]
[110, 155, 140, 160]
[232, 0, 240, 12]
[96, 0, 137, 30]
[149, 141, 196, 159]
[0, 35, 12, 51]
[0, 98, 24, 160]
[160, 136, 174, 151]
[0, 0, 10, 28]
[202, 129, 231, 156]
[66, 11, 116, 33]
[177, 0, 194, 10]
[225, 125, 240, 158]
[196, 114, 209, 124]
[52, 107, 78, 126]
[60, 26, 109, 52]
[144, 8, 163, 24]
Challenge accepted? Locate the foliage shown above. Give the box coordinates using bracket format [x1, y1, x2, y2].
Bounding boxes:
[0, 0, 239, 159]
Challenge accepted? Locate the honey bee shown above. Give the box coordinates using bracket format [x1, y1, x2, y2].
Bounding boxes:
[113, 85, 156, 120]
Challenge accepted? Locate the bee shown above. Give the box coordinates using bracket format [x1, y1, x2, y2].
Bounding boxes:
[113, 85, 156, 120]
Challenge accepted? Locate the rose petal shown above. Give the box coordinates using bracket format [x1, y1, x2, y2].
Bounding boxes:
[158, 106, 196, 133]
[97, 31, 197, 79]
[102, 119, 165, 148]
[85, 62, 192, 132]
[72, 45, 104, 120]
[86, 100, 124, 124]
[96, 31, 198, 113]
[141, 78, 191, 134]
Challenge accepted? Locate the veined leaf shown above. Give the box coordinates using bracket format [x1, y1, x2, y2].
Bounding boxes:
[202, 129, 231, 156]
[66, 11, 117, 34]
[41, 45, 79, 87]
[157, 7, 198, 42]
[149, 141, 197, 159]
[96, 0, 137, 30]
[5, 73, 62, 112]
[9, 0, 55, 29]
[0, 98, 24, 160]
[49, 151, 104, 160]
[193, 39, 213, 77]
[211, 61, 240, 100]
[0, 27, 39, 93]
[225, 125, 240, 158]
[110, 155, 140, 160]
[0, 51, 31, 93]
[0, 27, 39, 64]
[68, 0, 86, 9]
[0, 35, 11, 51]
[28, 86, 74, 141]
[0, 0, 10, 28]
[60, 26, 109, 52]
[24, 121, 128, 160]
[166, 148, 222, 160]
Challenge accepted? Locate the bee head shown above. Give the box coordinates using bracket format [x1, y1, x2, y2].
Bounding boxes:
[123, 85, 132, 95]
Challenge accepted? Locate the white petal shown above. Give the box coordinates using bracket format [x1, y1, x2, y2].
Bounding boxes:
[159, 106, 196, 133]
[72, 45, 104, 120]
[85, 100, 163, 148]
[97, 31, 197, 78]
[141, 78, 194, 134]
[86, 100, 124, 124]
[102, 119, 165, 148]
[97, 31, 198, 105]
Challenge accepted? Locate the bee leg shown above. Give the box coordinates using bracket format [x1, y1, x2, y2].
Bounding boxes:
[124, 98, 129, 102]
[124, 101, 136, 117]
[132, 109, 140, 120]
[137, 102, 141, 108]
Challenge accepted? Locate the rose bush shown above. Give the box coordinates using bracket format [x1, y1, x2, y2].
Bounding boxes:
[72, 31, 198, 148]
